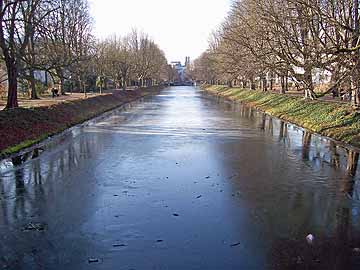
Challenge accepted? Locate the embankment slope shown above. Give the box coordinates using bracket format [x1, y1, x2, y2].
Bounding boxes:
[203, 85, 360, 148]
[0, 88, 161, 156]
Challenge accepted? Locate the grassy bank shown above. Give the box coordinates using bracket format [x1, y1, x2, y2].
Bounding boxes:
[202, 85, 360, 148]
[0, 87, 162, 157]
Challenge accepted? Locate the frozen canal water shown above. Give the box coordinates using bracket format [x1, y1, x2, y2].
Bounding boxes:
[1, 86, 360, 269]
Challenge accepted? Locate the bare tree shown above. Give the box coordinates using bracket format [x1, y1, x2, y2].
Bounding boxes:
[129, 29, 167, 87]
[0, 0, 43, 109]
[38, 0, 93, 95]
[200, 0, 360, 101]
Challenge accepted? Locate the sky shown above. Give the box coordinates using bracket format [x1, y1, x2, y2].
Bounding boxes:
[89, 0, 231, 63]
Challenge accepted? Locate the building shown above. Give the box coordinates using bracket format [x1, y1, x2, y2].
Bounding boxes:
[171, 57, 191, 83]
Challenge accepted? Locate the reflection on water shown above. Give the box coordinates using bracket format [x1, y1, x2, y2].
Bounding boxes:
[279, 121, 289, 144]
[347, 150, 359, 176]
[0, 134, 101, 227]
[211, 96, 360, 268]
[223, 99, 360, 182]
[0, 133, 105, 269]
[330, 141, 341, 169]
[302, 131, 312, 161]
[1, 87, 360, 269]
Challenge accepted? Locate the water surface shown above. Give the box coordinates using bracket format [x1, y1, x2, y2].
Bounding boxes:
[1, 86, 360, 270]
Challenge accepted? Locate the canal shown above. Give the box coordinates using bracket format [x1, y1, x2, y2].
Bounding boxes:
[1, 86, 360, 269]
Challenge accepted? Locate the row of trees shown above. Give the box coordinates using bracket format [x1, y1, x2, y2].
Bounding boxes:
[0, 0, 168, 109]
[0, 0, 93, 108]
[95, 31, 168, 92]
[192, 0, 360, 105]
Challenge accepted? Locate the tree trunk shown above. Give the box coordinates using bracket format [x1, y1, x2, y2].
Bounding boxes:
[29, 68, 39, 100]
[262, 76, 267, 92]
[304, 66, 316, 99]
[28, 23, 39, 100]
[250, 78, 256, 90]
[352, 0, 360, 107]
[82, 80, 87, 98]
[45, 71, 48, 87]
[330, 66, 340, 95]
[280, 76, 286, 94]
[122, 78, 127, 91]
[301, 3, 316, 101]
[243, 80, 247, 89]
[56, 69, 66, 95]
[269, 72, 274, 91]
[351, 81, 360, 107]
[60, 77, 66, 95]
[5, 63, 19, 109]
